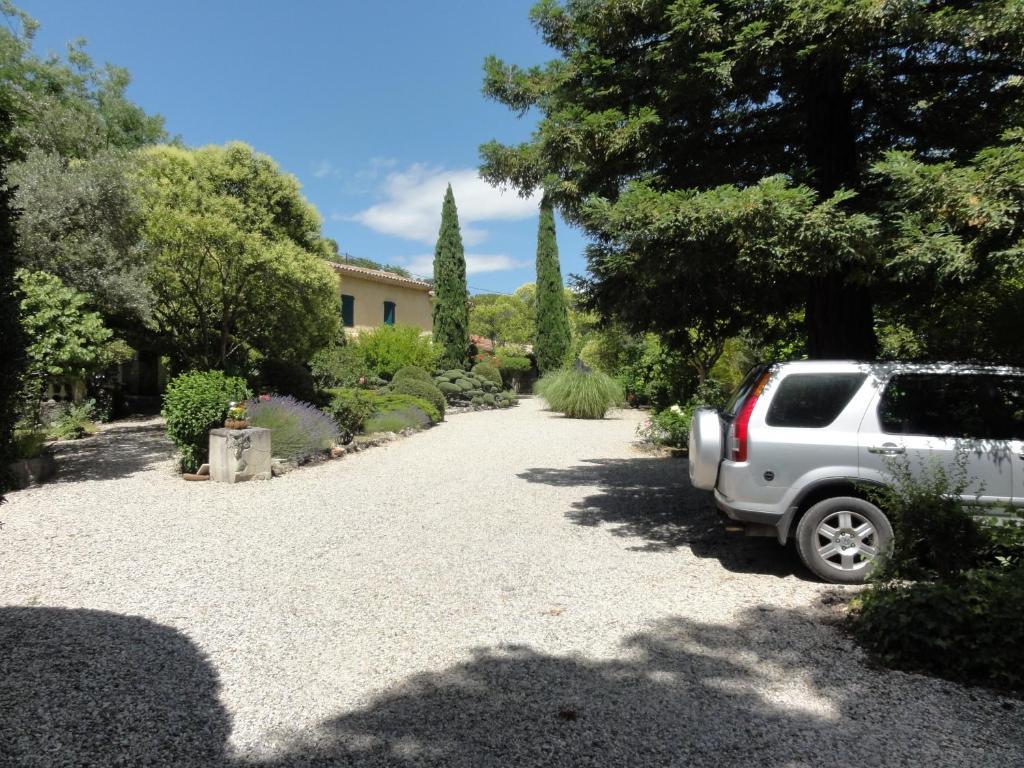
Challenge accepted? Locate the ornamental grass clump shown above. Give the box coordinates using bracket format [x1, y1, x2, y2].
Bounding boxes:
[536, 362, 623, 419]
[246, 394, 339, 463]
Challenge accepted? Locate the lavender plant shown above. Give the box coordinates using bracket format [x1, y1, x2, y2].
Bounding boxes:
[246, 395, 339, 463]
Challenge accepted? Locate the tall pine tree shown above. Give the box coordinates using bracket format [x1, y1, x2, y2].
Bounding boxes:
[431, 184, 469, 369]
[0, 103, 26, 499]
[534, 193, 571, 373]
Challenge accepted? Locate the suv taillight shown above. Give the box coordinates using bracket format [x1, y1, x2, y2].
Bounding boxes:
[729, 371, 770, 462]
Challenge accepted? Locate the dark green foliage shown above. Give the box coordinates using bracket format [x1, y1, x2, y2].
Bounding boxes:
[246, 395, 339, 463]
[534, 194, 571, 373]
[309, 342, 367, 390]
[0, 103, 25, 499]
[254, 358, 317, 403]
[854, 568, 1024, 693]
[870, 454, 989, 582]
[437, 381, 461, 396]
[536, 363, 623, 419]
[389, 377, 446, 419]
[161, 371, 250, 472]
[455, 378, 475, 392]
[471, 361, 502, 388]
[481, 1, 1024, 359]
[431, 185, 469, 369]
[392, 365, 434, 386]
[322, 388, 376, 443]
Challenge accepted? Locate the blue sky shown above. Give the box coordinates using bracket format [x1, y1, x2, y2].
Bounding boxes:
[19, 0, 589, 294]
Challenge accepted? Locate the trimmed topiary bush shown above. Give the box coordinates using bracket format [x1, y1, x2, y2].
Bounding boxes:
[246, 395, 339, 462]
[392, 365, 434, 386]
[438, 381, 461, 396]
[163, 370, 251, 472]
[455, 378, 475, 392]
[442, 369, 466, 381]
[472, 361, 502, 388]
[536, 363, 624, 419]
[389, 377, 446, 419]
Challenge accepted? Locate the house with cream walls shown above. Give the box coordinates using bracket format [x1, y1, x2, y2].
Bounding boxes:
[328, 262, 433, 334]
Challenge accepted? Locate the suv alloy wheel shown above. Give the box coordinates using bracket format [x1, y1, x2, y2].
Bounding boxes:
[795, 497, 893, 583]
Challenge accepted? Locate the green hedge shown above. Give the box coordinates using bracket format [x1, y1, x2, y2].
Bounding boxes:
[163, 371, 251, 472]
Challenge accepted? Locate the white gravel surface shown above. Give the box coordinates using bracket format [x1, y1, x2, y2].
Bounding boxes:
[2, 398, 1021, 767]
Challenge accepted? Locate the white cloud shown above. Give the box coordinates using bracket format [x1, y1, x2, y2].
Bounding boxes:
[399, 253, 530, 278]
[312, 159, 336, 179]
[352, 165, 540, 245]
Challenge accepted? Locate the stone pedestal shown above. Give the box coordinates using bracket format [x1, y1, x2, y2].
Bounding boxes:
[209, 427, 271, 483]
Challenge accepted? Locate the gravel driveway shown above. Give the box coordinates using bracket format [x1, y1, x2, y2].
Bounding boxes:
[2, 398, 1021, 767]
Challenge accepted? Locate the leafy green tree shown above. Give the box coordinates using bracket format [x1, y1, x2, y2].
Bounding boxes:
[431, 184, 469, 368]
[0, 100, 24, 498]
[10, 148, 152, 330]
[17, 269, 131, 405]
[470, 292, 534, 348]
[137, 143, 339, 371]
[0, 2, 165, 159]
[872, 130, 1024, 364]
[481, 0, 1024, 359]
[534, 193, 571, 372]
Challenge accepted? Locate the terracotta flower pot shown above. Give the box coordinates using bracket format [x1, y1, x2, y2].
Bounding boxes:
[224, 418, 249, 430]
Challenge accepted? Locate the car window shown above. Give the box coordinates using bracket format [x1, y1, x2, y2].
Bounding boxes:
[878, 373, 1024, 440]
[765, 373, 867, 428]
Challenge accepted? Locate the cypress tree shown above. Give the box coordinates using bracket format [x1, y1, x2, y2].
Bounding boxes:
[431, 184, 469, 369]
[534, 193, 571, 373]
[0, 103, 25, 499]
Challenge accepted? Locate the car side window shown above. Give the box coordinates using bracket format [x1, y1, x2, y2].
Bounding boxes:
[878, 373, 1024, 440]
[765, 373, 867, 428]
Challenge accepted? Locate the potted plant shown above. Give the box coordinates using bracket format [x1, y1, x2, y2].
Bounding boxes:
[224, 402, 249, 430]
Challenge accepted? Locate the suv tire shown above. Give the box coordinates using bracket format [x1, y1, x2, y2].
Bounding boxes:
[795, 496, 892, 584]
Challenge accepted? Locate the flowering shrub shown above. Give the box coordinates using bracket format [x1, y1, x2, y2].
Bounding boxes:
[246, 395, 339, 462]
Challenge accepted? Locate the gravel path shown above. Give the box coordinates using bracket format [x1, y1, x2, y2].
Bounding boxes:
[2, 398, 1021, 767]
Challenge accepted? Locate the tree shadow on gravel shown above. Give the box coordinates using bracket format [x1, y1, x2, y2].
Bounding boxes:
[518, 457, 808, 578]
[50, 419, 174, 483]
[4, 605, 1018, 767]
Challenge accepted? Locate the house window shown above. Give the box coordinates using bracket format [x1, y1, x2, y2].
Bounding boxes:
[383, 301, 396, 326]
[341, 294, 355, 327]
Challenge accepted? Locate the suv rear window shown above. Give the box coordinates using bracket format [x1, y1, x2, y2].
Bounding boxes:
[879, 373, 1024, 439]
[765, 373, 867, 428]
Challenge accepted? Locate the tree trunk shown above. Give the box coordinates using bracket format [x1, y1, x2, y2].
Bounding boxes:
[802, 58, 877, 359]
[805, 269, 877, 359]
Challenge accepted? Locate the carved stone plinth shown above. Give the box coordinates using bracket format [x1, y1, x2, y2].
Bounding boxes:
[209, 427, 271, 483]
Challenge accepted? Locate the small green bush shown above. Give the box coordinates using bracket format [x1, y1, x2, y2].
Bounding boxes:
[354, 324, 440, 379]
[472, 361, 502, 387]
[13, 428, 47, 459]
[438, 381, 461, 396]
[372, 392, 441, 424]
[246, 395, 339, 462]
[536, 363, 624, 419]
[322, 388, 376, 442]
[309, 343, 367, 390]
[455, 378, 475, 392]
[364, 407, 431, 434]
[49, 400, 97, 440]
[854, 568, 1024, 692]
[389, 377, 446, 419]
[441, 369, 466, 380]
[392, 365, 434, 386]
[163, 371, 251, 472]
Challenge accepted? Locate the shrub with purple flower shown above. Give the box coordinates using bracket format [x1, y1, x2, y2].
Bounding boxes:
[245, 395, 339, 463]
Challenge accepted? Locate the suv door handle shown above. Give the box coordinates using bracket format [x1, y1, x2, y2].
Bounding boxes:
[868, 443, 906, 455]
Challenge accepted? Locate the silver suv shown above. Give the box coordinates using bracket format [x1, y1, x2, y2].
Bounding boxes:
[688, 361, 1024, 583]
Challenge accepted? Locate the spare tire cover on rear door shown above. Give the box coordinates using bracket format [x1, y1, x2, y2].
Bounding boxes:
[688, 408, 724, 490]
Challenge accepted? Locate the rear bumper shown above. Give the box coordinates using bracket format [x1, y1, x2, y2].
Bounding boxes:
[713, 490, 794, 544]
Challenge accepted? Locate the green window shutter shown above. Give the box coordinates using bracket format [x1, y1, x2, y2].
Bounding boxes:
[341, 294, 355, 327]
[383, 301, 396, 326]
